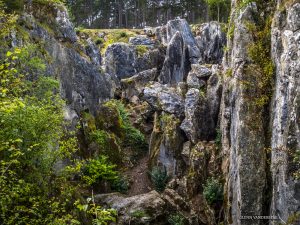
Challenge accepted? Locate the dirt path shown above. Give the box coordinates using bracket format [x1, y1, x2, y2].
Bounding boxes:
[125, 155, 153, 196]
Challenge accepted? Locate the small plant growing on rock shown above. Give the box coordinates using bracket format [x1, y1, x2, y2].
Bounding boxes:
[203, 177, 223, 205]
[293, 149, 300, 179]
[149, 166, 169, 192]
[112, 175, 129, 194]
[130, 210, 148, 218]
[168, 213, 185, 225]
[95, 37, 104, 45]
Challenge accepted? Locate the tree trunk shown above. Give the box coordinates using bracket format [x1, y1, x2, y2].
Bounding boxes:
[217, 4, 220, 22]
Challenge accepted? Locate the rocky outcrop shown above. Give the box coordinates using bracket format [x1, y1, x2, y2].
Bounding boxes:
[143, 82, 185, 117]
[270, 1, 300, 223]
[95, 191, 167, 225]
[121, 68, 157, 101]
[149, 112, 185, 176]
[105, 43, 137, 79]
[105, 43, 165, 80]
[85, 38, 102, 66]
[20, 3, 113, 116]
[220, 3, 267, 225]
[158, 32, 186, 84]
[195, 22, 226, 64]
[165, 19, 200, 64]
[129, 35, 155, 47]
[181, 65, 222, 143]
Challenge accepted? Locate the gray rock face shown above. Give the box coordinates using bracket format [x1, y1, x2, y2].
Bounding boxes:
[220, 3, 267, 225]
[105, 43, 137, 79]
[21, 8, 113, 117]
[105, 43, 165, 80]
[270, 2, 300, 223]
[158, 32, 186, 84]
[121, 68, 157, 101]
[143, 82, 184, 117]
[182, 65, 222, 143]
[195, 22, 226, 64]
[85, 38, 102, 66]
[54, 6, 78, 42]
[180, 88, 213, 143]
[129, 35, 155, 46]
[166, 19, 200, 63]
[95, 191, 167, 225]
[149, 112, 185, 176]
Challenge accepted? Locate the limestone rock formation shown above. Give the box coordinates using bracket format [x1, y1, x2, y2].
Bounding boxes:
[220, 3, 267, 225]
[129, 35, 155, 47]
[104, 43, 137, 79]
[20, 5, 113, 116]
[143, 82, 185, 117]
[95, 191, 167, 225]
[165, 19, 200, 63]
[270, 2, 300, 223]
[158, 31, 186, 84]
[195, 21, 226, 64]
[121, 68, 158, 101]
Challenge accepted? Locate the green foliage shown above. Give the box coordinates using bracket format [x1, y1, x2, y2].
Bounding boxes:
[215, 129, 222, 150]
[0, 1, 18, 41]
[119, 31, 128, 38]
[135, 45, 149, 57]
[293, 149, 300, 179]
[207, 0, 231, 22]
[149, 166, 169, 192]
[112, 176, 129, 193]
[83, 156, 119, 186]
[203, 177, 223, 205]
[104, 100, 148, 154]
[95, 37, 104, 45]
[2, 0, 24, 12]
[247, 17, 275, 108]
[130, 210, 148, 218]
[75, 196, 117, 225]
[168, 213, 185, 225]
[0, 47, 83, 224]
[227, 24, 235, 40]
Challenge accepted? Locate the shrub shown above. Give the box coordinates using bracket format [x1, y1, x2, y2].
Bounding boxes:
[203, 177, 223, 205]
[104, 100, 148, 153]
[112, 176, 129, 193]
[3, 0, 24, 12]
[83, 156, 119, 186]
[95, 37, 104, 45]
[168, 213, 185, 225]
[119, 31, 128, 38]
[149, 166, 169, 192]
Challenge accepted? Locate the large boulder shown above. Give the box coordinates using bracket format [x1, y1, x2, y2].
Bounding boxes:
[105, 43, 165, 80]
[220, 3, 267, 225]
[195, 21, 226, 64]
[104, 43, 137, 79]
[180, 88, 213, 143]
[121, 68, 158, 101]
[95, 191, 167, 225]
[181, 65, 222, 143]
[158, 32, 186, 84]
[142, 82, 184, 117]
[165, 19, 200, 63]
